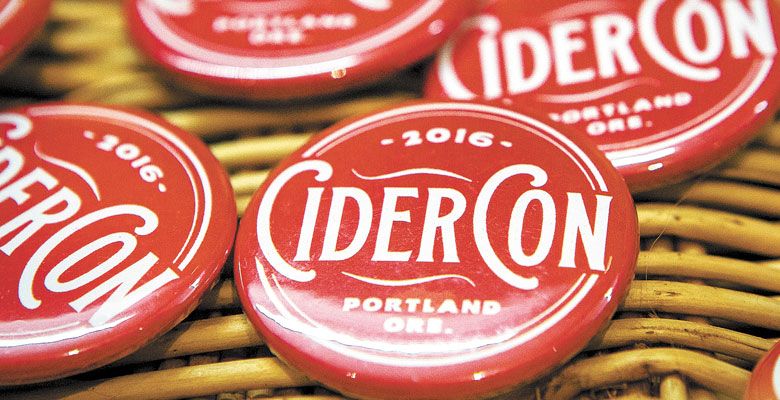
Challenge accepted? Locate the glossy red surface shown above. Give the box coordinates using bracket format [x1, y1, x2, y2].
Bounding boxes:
[745, 343, 780, 400]
[0, 103, 236, 385]
[425, 0, 780, 191]
[125, 0, 475, 100]
[0, 0, 52, 70]
[235, 101, 638, 399]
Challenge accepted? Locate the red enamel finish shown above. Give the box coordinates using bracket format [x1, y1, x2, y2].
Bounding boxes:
[235, 101, 638, 399]
[425, 0, 780, 191]
[0, 0, 52, 70]
[0, 103, 236, 385]
[745, 343, 780, 400]
[124, 0, 475, 100]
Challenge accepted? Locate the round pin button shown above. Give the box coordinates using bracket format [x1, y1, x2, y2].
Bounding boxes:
[425, 0, 780, 191]
[234, 101, 638, 399]
[0, 0, 52, 70]
[745, 343, 780, 400]
[0, 103, 236, 385]
[125, 0, 475, 100]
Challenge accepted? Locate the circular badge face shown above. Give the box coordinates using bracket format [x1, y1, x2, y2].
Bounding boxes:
[0, 0, 52, 70]
[235, 102, 638, 399]
[125, 0, 475, 100]
[745, 343, 780, 400]
[425, 0, 780, 190]
[0, 103, 236, 385]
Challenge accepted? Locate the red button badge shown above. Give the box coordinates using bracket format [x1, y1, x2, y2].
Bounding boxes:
[125, 0, 475, 100]
[425, 0, 780, 191]
[235, 102, 638, 399]
[0, 0, 52, 70]
[745, 343, 780, 400]
[0, 103, 236, 384]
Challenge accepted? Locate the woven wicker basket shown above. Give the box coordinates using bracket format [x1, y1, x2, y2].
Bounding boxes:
[3, 1, 779, 399]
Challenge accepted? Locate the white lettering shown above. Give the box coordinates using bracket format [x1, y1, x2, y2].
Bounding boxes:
[483, 300, 501, 315]
[0, 187, 81, 256]
[363, 297, 382, 312]
[422, 298, 435, 313]
[426, 318, 443, 334]
[551, 19, 596, 85]
[639, 0, 721, 81]
[503, 28, 552, 94]
[384, 317, 404, 333]
[320, 188, 372, 261]
[372, 188, 418, 262]
[437, 299, 459, 314]
[18, 205, 158, 310]
[592, 14, 641, 78]
[723, 0, 777, 59]
[44, 232, 138, 293]
[384, 298, 402, 312]
[461, 299, 481, 315]
[478, 17, 504, 99]
[293, 187, 323, 261]
[70, 253, 179, 327]
[507, 189, 556, 267]
[343, 297, 360, 311]
[0, 113, 32, 140]
[0, 146, 24, 188]
[257, 160, 331, 282]
[0, 168, 58, 206]
[417, 188, 466, 263]
[474, 165, 545, 290]
[559, 194, 613, 271]
[674, 0, 724, 64]
[405, 317, 425, 333]
[440, 1, 777, 97]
